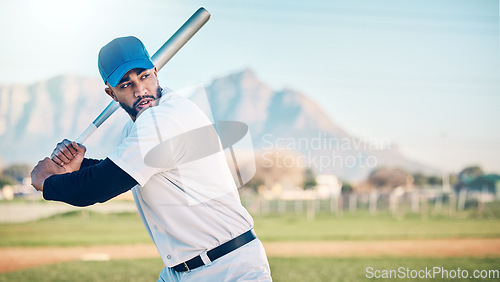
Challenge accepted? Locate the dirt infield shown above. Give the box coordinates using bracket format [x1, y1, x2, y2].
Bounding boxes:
[1, 238, 500, 273]
[263, 238, 500, 258]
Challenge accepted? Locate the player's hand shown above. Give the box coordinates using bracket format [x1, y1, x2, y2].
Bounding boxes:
[31, 157, 65, 191]
[50, 139, 86, 173]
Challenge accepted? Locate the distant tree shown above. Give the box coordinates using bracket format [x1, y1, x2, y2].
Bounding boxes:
[245, 150, 305, 193]
[449, 174, 459, 186]
[458, 166, 484, 184]
[427, 176, 442, 185]
[341, 182, 353, 194]
[411, 173, 444, 187]
[303, 168, 317, 190]
[3, 164, 32, 183]
[454, 166, 484, 191]
[0, 175, 15, 188]
[368, 167, 411, 190]
[245, 178, 264, 193]
[466, 174, 500, 193]
[412, 173, 428, 186]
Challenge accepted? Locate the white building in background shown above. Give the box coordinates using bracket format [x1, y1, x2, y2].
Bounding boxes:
[2, 177, 43, 200]
[16, 177, 35, 194]
[315, 174, 342, 199]
[1, 185, 14, 200]
[265, 174, 342, 200]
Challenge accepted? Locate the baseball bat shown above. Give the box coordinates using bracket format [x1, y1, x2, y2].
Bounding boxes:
[74, 7, 211, 144]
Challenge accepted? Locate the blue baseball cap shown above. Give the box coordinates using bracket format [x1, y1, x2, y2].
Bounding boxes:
[98, 36, 155, 87]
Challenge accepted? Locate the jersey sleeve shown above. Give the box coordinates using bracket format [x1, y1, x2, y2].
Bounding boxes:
[43, 158, 137, 207]
[107, 106, 186, 187]
[80, 158, 103, 168]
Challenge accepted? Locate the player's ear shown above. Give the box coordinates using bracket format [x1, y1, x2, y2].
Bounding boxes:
[105, 86, 118, 102]
[152, 67, 160, 85]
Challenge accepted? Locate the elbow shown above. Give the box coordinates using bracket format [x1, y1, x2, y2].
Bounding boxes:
[66, 195, 98, 207]
[69, 200, 95, 207]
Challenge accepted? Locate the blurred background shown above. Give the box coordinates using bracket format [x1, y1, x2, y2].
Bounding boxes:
[0, 0, 499, 281]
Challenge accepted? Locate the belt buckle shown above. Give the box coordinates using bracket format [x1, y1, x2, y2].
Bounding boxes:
[183, 262, 190, 272]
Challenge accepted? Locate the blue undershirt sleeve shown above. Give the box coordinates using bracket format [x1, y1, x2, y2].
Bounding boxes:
[42, 158, 138, 207]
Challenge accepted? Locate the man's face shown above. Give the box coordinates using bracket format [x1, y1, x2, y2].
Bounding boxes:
[105, 68, 162, 121]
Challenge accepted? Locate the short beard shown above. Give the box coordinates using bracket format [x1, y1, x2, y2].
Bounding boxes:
[120, 86, 163, 118]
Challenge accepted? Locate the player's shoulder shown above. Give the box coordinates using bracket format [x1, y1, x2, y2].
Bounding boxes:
[158, 91, 204, 118]
[135, 86, 211, 131]
[159, 90, 194, 108]
[120, 119, 135, 140]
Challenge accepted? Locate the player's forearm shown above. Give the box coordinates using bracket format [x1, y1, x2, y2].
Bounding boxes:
[43, 158, 137, 207]
[80, 158, 103, 169]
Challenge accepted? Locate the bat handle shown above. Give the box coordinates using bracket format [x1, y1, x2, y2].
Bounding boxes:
[75, 101, 120, 144]
[75, 124, 97, 144]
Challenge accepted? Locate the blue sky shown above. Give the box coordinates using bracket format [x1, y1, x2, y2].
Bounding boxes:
[0, 0, 499, 174]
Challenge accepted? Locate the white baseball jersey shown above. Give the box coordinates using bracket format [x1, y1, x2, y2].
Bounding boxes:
[108, 90, 254, 268]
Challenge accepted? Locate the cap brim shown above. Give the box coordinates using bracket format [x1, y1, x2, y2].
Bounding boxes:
[107, 59, 155, 87]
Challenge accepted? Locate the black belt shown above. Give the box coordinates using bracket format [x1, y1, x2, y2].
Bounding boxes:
[173, 229, 257, 272]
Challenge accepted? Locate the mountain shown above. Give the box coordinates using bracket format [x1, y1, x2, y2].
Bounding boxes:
[0, 70, 435, 181]
[0, 75, 129, 166]
[205, 69, 436, 180]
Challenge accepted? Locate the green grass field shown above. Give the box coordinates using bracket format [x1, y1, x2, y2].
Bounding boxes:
[0, 211, 148, 247]
[0, 257, 499, 282]
[256, 212, 500, 241]
[1, 210, 500, 247]
[1, 207, 500, 281]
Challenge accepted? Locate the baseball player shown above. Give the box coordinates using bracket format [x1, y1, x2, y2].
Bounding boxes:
[30, 36, 272, 281]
